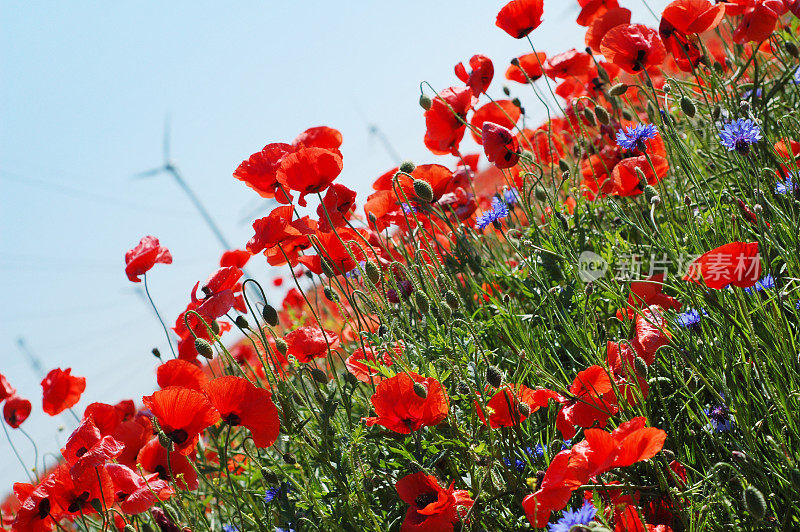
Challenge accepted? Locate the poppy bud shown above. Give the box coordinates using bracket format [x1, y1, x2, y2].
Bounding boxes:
[634, 356, 648, 378]
[684, 195, 692, 207]
[558, 158, 570, 172]
[743, 485, 766, 520]
[456, 381, 471, 396]
[368, 212, 378, 226]
[323, 287, 338, 302]
[502, 86, 510, 96]
[310, 368, 328, 384]
[89, 499, 103, 513]
[413, 382, 428, 398]
[517, 402, 531, 418]
[152, 347, 162, 359]
[262, 304, 279, 327]
[419, 94, 432, 110]
[509, 57, 520, 67]
[124, 526, 137, 532]
[585, 282, 594, 296]
[164, 506, 180, 523]
[712, 105, 721, 121]
[320, 259, 334, 277]
[262, 468, 279, 484]
[660, 449, 675, 462]
[555, 211, 569, 231]
[444, 290, 460, 310]
[621, 109, 633, 121]
[680, 97, 696, 118]
[194, 338, 214, 360]
[441, 305, 452, 321]
[635, 167, 648, 188]
[343, 372, 358, 386]
[512, 97, 522, 108]
[644, 185, 659, 204]
[282, 452, 297, 465]
[594, 106, 610, 125]
[235, 315, 249, 330]
[413, 179, 434, 203]
[486, 366, 503, 388]
[378, 324, 388, 336]
[275, 338, 288, 355]
[157, 430, 172, 450]
[790, 468, 800, 488]
[365, 261, 381, 285]
[582, 108, 596, 126]
[399, 160, 416, 173]
[211, 320, 221, 335]
[663, 82, 671, 94]
[609, 83, 628, 96]
[785, 41, 799, 58]
[414, 291, 430, 314]
[534, 186, 547, 202]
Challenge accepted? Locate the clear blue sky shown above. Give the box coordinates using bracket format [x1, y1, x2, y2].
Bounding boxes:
[0, 1, 667, 488]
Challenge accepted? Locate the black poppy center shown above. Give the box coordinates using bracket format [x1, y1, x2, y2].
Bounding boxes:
[224, 412, 242, 426]
[75, 446, 88, 457]
[167, 428, 189, 445]
[37, 498, 51, 520]
[415, 492, 439, 508]
[154, 464, 170, 480]
[116, 491, 129, 502]
[632, 49, 647, 72]
[67, 491, 90, 513]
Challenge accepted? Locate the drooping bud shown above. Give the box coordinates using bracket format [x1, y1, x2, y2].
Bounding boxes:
[680, 96, 696, 118]
[282, 452, 297, 465]
[634, 356, 648, 378]
[235, 315, 249, 330]
[609, 83, 628, 96]
[320, 259, 335, 278]
[517, 402, 531, 418]
[310, 368, 328, 384]
[399, 160, 416, 173]
[785, 41, 799, 58]
[365, 261, 381, 285]
[635, 167, 648, 189]
[262, 304, 279, 327]
[210, 320, 221, 335]
[413, 179, 434, 203]
[594, 106, 610, 125]
[558, 158, 570, 172]
[419, 94, 432, 110]
[444, 290, 460, 310]
[644, 185, 659, 204]
[194, 338, 214, 359]
[413, 382, 428, 398]
[486, 366, 503, 388]
[743, 485, 766, 520]
[323, 287, 339, 302]
[89, 499, 104, 513]
[275, 338, 288, 355]
[712, 105, 721, 121]
[414, 291, 430, 314]
[621, 109, 633, 121]
[152, 347, 162, 359]
[582, 107, 596, 126]
[502, 86, 510, 96]
[534, 186, 547, 202]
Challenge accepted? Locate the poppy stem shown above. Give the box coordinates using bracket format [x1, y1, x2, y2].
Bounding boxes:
[0, 419, 33, 482]
[143, 273, 177, 358]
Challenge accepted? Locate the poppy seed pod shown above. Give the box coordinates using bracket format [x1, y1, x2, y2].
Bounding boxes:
[262, 469, 279, 484]
[320, 259, 334, 278]
[275, 338, 288, 355]
[262, 304, 279, 327]
[595, 106, 610, 125]
[445, 290, 460, 310]
[194, 338, 214, 359]
[365, 261, 381, 285]
[235, 315, 249, 330]
[509, 57, 520, 67]
[413, 382, 428, 398]
[680, 97, 696, 118]
[419, 94, 432, 110]
[414, 291, 430, 314]
[310, 368, 328, 384]
[399, 160, 416, 173]
[486, 366, 503, 388]
[413, 179, 434, 203]
[743, 485, 766, 520]
[609, 82, 628, 96]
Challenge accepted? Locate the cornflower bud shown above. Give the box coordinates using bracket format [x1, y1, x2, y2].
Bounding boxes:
[413, 179, 434, 203]
[609, 83, 628, 96]
[194, 338, 214, 360]
[594, 106, 610, 125]
[743, 485, 766, 520]
[365, 261, 381, 285]
[680, 96, 696, 118]
[275, 338, 288, 355]
[419, 94, 432, 110]
[413, 382, 428, 398]
[399, 160, 416, 173]
[262, 304, 279, 326]
[235, 315, 249, 330]
[486, 366, 503, 388]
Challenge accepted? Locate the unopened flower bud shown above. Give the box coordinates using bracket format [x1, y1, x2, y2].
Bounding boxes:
[784, 41, 799, 58]
[644, 185, 659, 204]
[502, 86, 510, 96]
[310, 368, 328, 384]
[609, 83, 628, 96]
[510, 57, 520, 67]
[211, 320, 221, 335]
[622, 109, 634, 121]
[413, 179, 434, 203]
[262, 304, 279, 327]
[512, 97, 522, 108]
[323, 287, 339, 302]
[124, 526, 138, 532]
[399, 160, 416, 173]
[365, 261, 381, 285]
[634, 356, 648, 378]
[262, 468, 279, 484]
[594, 106, 610, 125]
[743, 485, 766, 520]
[320, 259, 334, 277]
[282, 452, 297, 465]
[413, 382, 428, 398]
[195, 338, 214, 359]
[414, 291, 430, 314]
[517, 402, 531, 417]
[457, 381, 471, 396]
[152, 347, 162, 359]
[558, 158, 570, 172]
[712, 105, 721, 121]
[419, 94, 432, 110]
[534, 186, 548, 202]
[444, 290, 460, 310]
[275, 338, 288, 355]
[680, 96, 696, 118]
[486, 366, 503, 388]
[235, 315, 249, 330]
[157, 431, 172, 450]
[635, 167, 648, 189]
[582, 107, 596, 126]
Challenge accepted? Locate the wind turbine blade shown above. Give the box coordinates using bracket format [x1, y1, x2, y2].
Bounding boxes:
[163, 114, 171, 163]
[131, 167, 165, 179]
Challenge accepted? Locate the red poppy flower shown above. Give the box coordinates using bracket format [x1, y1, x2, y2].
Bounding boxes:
[284, 325, 340, 363]
[292, 126, 343, 150]
[505, 52, 547, 83]
[190, 266, 244, 321]
[11, 477, 59, 532]
[495, 0, 544, 39]
[124, 236, 172, 283]
[4, 395, 31, 428]
[683, 241, 761, 289]
[202, 376, 280, 448]
[41, 368, 86, 416]
[233, 143, 295, 203]
[600, 24, 667, 74]
[396, 472, 473, 532]
[478, 384, 558, 428]
[424, 86, 473, 156]
[136, 436, 198, 490]
[617, 273, 681, 320]
[106, 463, 174, 515]
[455, 54, 494, 95]
[247, 205, 307, 255]
[317, 183, 357, 232]
[544, 49, 592, 79]
[61, 416, 125, 479]
[364, 372, 449, 433]
[277, 146, 343, 206]
[610, 155, 669, 196]
[579, 0, 620, 24]
[786, 0, 800, 17]
[482, 122, 520, 169]
[0, 373, 16, 402]
[345, 343, 403, 384]
[661, 0, 725, 34]
[556, 365, 619, 440]
[586, 7, 631, 51]
[141, 387, 220, 456]
[219, 249, 252, 269]
[82, 402, 124, 435]
[157, 359, 207, 391]
[724, 0, 787, 43]
[112, 415, 152, 468]
[469, 100, 520, 144]
[396, 164, 456, 204]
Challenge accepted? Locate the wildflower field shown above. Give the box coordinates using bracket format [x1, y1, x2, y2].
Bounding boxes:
[4, 0, 800, 530]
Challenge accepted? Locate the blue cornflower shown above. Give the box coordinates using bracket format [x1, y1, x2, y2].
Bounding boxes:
[548, 501, 597, 532]
[527, 444, 544, 459]
[476, 197, 509, 230]
[776, 174, 797, 194]
[705, 403, 733, 433]
[223, 526, 238, 532]
[264, 482, 291, 503]
[401, 202, 417, 214]
[744, 274, 774, 294]
[616, 123, 658, 151]
[676, 308, 705, 328]
[794, 66, 800, 85]
[503, 188, 520, 206]
[742, 88, 762, 99]
[275, 529, 295, 532]
[503, 457, 527, 472]
[719, 118, 762, 154]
